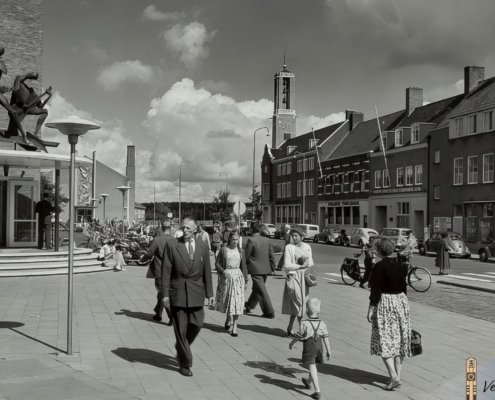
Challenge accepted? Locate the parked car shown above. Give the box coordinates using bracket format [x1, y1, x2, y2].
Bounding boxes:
[260, 223, 276, 237]
[478, 241, 495, 262]
[296, 224, 320, 241]
[379, 227, 414, 249]
[313, 227, 339, 244]
[418, 231, 471, 259]
[349, 228, 378, 247]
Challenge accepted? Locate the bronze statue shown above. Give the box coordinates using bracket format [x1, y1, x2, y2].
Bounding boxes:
[0, 47, 58, 152]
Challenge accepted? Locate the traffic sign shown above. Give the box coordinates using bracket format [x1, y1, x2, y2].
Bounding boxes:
[233, 201, 246, 216]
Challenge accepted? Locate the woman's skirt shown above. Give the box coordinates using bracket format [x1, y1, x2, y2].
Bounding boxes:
[370, 293, 411, 358]
[281, 273, 307, 317]
[220, 268, 245, 315]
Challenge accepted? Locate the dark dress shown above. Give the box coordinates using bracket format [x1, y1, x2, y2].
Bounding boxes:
[435, 238, 450, 273]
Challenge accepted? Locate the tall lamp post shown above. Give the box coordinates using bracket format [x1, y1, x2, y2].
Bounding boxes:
[252, 127, 270, 221]
[178, 161, 190, 224]
[99, 193, 108, 224]
[116, 185, 131, 236]
[46, 116, 100, 356]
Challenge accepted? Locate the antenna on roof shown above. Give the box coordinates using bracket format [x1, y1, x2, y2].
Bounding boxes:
[374, 105, 390, 179]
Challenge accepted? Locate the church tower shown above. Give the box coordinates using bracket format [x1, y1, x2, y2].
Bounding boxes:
[272, 56, 296, 149]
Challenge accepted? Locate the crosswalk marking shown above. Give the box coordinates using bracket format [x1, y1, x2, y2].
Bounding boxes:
[320, 277, 337, 282]
[464, 273, 495, 279]
[325, 272, 342, 278]
[444, 274, 492, 282]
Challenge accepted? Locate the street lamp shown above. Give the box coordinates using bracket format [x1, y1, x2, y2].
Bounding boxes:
[116, 185, 131, 235]
[45, 115, 100, 356]
[178, 160, 190, 224]
[219, 171, 229, 193]
[90, 197, 98, 221]
[252, 127, 270, 221]
[99, 193, 109, 224]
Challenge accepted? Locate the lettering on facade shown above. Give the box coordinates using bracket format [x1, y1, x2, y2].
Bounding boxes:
[373, 187, 424, 194]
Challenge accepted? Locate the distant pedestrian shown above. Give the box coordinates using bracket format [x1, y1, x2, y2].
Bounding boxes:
[35, 192, 54, 249]
[282, 227, 314, 336]
[161, 218, 214, 377]
[244, 225, 276, 318]
[435, 231, 450, 275]
[289, 298, 331, 400]
[367, 237, 411, 391]
[359, 240, 376, 289]
[215, 231, 248, 337]
[195, 223, 211, 252]
[141, 221, 173, 325]
[211, 223, 223, 258]
[222, 222, 232, 244]
[97, 239, 125, 271]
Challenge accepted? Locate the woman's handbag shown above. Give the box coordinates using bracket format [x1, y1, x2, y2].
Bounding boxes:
[411, 329, 422, 356]
[305, 273, 317, 287]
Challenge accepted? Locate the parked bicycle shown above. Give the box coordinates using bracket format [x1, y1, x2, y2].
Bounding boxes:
[341, 252, 432, 292]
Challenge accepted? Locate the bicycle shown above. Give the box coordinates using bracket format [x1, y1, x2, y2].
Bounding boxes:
[399, 253, 432, 293]
[340, 253, 365, 286]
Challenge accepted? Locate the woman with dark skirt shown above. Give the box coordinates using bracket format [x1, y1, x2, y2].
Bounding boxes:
[367, 237, 411, 391]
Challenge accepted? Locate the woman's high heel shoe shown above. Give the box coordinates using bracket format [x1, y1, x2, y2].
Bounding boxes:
[385, 377, 401, 391]
[224, 320, 231, 330]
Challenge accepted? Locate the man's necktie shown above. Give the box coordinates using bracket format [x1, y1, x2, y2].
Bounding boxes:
[186, 240, 194, 262]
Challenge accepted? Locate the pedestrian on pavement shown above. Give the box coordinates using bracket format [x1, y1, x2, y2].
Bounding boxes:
[161, 218, 214, 377]
[211, 223, 223, 259]
[195, 223, 211, 252]
[141, 221, 173, 325]
[276, 224, 292, 271]
[222, 221, 232, 244]
[97, 239, 125, 271]
[367, 237, 411, 391]
[359, 240, 376, 289]
[289, 298, 331, 400]
[244, 225, 277, 318]
[215, 230, 248, 337]
[282, 227, 314, 336]
[399, 230, 417, 259]
[35, 192, 54, 250]
[435, 231, 451, 275]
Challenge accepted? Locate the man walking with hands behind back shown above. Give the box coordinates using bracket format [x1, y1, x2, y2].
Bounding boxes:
[162, 218, 214, 377]
[244, 225, 277, 318]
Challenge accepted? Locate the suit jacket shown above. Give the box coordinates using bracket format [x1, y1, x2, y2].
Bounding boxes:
[244, 234, 276, 275]
[162, 237, 213, 308]
[144, 233, 173, 279]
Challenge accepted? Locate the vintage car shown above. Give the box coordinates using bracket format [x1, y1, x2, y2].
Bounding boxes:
[418, 231, 471, 258]
[313, 226, 339, 244]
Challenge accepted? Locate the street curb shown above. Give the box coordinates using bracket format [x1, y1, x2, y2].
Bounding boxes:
[437, 279, 495, 294]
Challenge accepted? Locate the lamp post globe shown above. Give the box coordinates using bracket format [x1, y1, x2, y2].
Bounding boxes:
[45, 115, 100, 356]
[116, 185, 131, 235]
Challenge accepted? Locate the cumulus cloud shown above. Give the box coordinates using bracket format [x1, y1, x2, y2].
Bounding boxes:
[142, 5, 185, 22]
[323, 0, 495, 69]
[83, 40, 109, 63]
[142, 78, 347, 202]
[425, 79, 464, 103]
[97, 60, 156, 91]
[161, 22, 216, 70]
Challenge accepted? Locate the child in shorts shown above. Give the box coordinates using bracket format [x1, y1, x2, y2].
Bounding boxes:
[289, 298, 331, 400]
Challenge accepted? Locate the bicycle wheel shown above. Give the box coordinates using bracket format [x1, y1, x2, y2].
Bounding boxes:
[408, 266, 432, 292]
[341, 267, 358, 286]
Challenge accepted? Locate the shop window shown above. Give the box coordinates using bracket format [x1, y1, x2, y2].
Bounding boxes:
[397, 202, 410, 228]
[344, 207, 351, 225]
[336, 207, 342, 225]
[465, 216, 478, 241]
[352, 206, 360, 225]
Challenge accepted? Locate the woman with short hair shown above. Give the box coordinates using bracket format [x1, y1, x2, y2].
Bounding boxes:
[367, 237, 411, 391]
[281, 227, 314, 336]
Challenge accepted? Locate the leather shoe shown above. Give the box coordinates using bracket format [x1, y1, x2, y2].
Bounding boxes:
[243, 307, 252, 315]
[152, 314, 162, 322]
[262, 313, 275, 319]
[167, 320, 173, 326]
[179, 367, 193, 377]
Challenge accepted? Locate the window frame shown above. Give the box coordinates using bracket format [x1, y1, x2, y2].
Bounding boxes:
[434, 150, 440, 164]
[405, 166, 414, 186]
[382, 169, 390, 188]
[453, 157, 463, 186]
[434, 185, 440, 200]
[411, 124, 420, 144]
[414, 164, 423, 185]
[483, 153, 494, 183]
[395, 129, 403, 147]
[397, 167, 404, 186]
[467, 155, 478, 184]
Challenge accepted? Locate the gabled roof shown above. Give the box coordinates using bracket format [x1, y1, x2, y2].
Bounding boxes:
[399, 94, 464, 126]
[272, 120, 345, 160]
[329, 110, 404, 160]
[449, 77, 495, 117]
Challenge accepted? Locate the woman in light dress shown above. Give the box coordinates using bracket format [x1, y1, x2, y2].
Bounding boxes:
[281, 227, 314, 336]
[215, 231, 248, 337]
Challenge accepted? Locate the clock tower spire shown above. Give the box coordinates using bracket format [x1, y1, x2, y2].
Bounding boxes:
[272, 55, 296, 148]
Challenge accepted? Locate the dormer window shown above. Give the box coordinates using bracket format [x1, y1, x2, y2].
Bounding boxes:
[309, 139, 319, 149]
[287, 146, 296, 155]
[395, 129, 404, 147]
[411, 124, 420, 144]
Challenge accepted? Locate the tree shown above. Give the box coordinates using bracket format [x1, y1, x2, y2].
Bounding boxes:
[248, 186, 263, 222]
[212, 188, 233, 222]
[40, 175, 69, 213]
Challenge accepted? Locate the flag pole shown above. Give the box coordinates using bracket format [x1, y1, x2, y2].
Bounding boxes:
[312, 127, 323, 179]
[374, 105, 389, 180]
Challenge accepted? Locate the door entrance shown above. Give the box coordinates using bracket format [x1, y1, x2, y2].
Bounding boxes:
[375, 206, 387, 233]
[7, 180, 38, 247]
[0, 181, 7, 247]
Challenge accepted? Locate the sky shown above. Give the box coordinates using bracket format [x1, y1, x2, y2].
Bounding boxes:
[40, 0, 495, 203]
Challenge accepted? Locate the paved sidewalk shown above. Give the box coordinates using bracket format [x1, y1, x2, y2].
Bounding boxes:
[0, 259, 494, 399]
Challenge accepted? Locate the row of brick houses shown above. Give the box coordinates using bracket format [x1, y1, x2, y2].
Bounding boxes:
[261, 64, 494, 252]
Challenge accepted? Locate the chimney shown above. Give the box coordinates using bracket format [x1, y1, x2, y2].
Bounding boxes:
[345, 110, 364, 131]
[406, 87, 423, 116]
[464, 66, 485, 94]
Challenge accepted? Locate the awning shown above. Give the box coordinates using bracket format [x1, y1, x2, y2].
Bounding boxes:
[0, 149, 92, 169]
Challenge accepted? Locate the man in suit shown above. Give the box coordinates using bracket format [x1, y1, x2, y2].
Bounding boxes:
[35, 192, 54, 249]
[244, 225, 276, 318]
[142, 221, 173, 324]
[162, 218, 214, 377]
